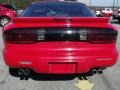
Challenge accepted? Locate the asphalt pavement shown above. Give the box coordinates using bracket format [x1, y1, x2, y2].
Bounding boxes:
[0, 22, 119, 90]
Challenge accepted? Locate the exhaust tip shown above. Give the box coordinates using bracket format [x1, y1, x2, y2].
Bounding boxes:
[92, 69, 97, 74]
[24, 69, 30, 75]
[18, 69, 24, 75]
[98, 69, 103, 74]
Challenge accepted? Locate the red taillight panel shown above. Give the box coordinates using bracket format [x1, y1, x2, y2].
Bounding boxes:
[4, 29, 37, 43]
[3, 28, 117, 44]
[87, 30, 117, 43]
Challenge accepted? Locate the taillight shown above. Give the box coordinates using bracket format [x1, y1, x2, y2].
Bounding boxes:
[88, 32, 117, 43]
[78, 29, 117, 43]
[3, 28, 117, 44]
[3, 29, 45, 44]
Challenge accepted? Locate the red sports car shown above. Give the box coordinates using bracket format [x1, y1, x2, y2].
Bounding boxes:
[0, 3, 17, 27]
[2, 1, 119, 80]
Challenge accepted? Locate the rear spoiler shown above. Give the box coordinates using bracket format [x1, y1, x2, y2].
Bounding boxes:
[12, 17, 109, 24]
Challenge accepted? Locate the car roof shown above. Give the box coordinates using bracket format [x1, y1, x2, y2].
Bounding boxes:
[31, 1, 83, 5]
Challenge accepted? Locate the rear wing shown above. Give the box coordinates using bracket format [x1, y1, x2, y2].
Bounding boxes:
[12, 17, 109, 24]
[4, 17, 112, 31]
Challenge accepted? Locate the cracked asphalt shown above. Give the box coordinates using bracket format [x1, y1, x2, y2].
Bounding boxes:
[0, 21, 119, 90]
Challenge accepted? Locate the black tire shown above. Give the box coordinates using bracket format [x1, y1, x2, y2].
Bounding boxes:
[0, 17, 10, 27]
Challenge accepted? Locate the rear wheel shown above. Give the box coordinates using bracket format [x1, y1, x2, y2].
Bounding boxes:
[0, 17, 10, 27]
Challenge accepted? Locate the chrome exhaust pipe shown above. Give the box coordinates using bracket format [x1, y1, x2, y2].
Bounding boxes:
[92, 69, 97, 74]
[18, 69, 24, 75]
[24, 69, 30, 75]
[97, 69, 103, 74]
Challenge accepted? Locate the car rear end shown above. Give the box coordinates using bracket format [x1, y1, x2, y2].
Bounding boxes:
[2, 2, 119, 75]
[3, 17, 118, 74]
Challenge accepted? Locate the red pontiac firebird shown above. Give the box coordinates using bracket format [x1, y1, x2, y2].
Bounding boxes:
[2, 1, 119, 79]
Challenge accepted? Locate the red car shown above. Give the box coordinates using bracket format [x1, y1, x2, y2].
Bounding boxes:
[101, 8, 113, 18]
[0, 3, 17, 27]
[3, 1, 119, 80]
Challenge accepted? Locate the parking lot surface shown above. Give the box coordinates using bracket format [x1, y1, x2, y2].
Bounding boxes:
[0, 22, 120, 90]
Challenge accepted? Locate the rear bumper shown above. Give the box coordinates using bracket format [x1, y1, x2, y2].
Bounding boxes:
[3, 43, 118, 74]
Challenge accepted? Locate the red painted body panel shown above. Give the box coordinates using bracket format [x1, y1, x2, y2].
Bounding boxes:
[3, 17, 119, 74]
[0, 4, 17, 19]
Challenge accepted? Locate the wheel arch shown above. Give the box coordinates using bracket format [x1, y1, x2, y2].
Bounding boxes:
[0, 15, 11, 21]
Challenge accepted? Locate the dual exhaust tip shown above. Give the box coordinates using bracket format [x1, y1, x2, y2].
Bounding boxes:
[18, 69, 31, 76]
[92, 69, 103, 74]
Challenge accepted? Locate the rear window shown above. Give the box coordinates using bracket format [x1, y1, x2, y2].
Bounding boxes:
[22, 2, 95, 17]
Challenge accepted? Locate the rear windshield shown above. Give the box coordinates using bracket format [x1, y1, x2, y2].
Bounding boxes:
[22, 2, 95, 17]
[2, 4, 16, 10]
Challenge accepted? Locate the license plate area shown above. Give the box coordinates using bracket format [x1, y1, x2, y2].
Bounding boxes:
[49, 63, 76, 74]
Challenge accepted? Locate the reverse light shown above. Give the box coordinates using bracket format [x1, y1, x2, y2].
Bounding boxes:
[37, 29, 45, 40]
[78, 30, 87, 41]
